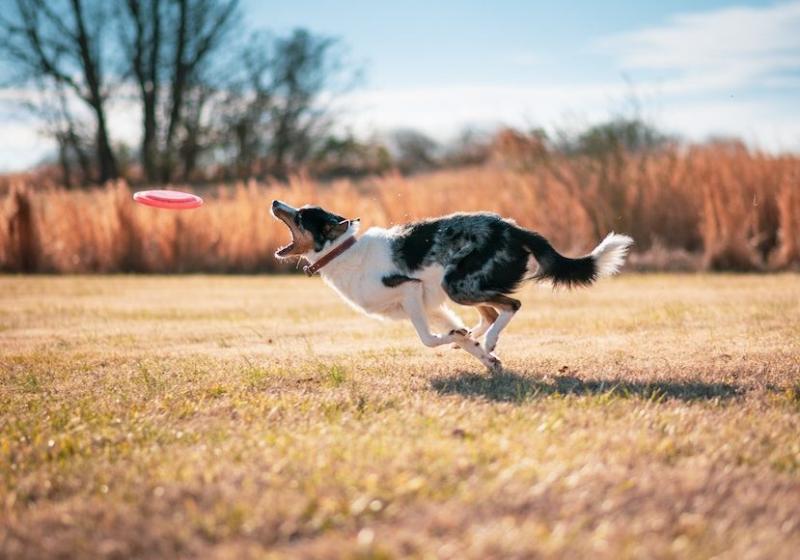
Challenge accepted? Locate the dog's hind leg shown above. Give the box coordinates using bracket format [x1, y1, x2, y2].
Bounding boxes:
[431, 306, 501, 368]
[441, 277, 520, 357]
[469, 305, 499, 340]
[402, 286, 500, 371]
[482, 295, 521, 354]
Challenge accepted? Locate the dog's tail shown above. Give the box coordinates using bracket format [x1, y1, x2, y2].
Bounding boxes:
[517, 228, 634, 288]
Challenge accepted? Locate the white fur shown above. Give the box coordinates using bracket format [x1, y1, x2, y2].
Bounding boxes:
[590, 232, 634, 278]
[305, 224, 404, 319]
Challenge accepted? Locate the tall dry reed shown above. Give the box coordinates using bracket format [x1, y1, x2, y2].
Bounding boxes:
[1, 144, 798, 273]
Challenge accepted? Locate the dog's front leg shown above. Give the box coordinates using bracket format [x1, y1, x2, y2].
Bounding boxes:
[401, 285, 461, 348]
[402, 287, 501, 372]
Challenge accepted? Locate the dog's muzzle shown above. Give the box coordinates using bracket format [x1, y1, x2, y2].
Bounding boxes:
[271, 200, 300, 257]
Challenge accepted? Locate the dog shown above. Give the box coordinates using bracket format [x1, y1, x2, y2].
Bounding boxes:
[271, 200, 633, 372]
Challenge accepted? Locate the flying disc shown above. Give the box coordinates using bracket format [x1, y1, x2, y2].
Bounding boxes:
[133, 189, 203, 210]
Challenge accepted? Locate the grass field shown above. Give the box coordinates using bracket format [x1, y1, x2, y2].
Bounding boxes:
[1, 274, 799, 559]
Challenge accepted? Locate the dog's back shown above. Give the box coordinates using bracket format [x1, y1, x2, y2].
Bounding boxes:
[388, 212, 632, 298]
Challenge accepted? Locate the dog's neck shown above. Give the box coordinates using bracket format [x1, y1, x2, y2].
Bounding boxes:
[301, 222, 362, 274]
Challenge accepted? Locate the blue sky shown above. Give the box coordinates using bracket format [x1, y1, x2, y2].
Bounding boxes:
[1, 0, 799, 170]
[244, 0, 800, 148]
[246, 0, 753, 87]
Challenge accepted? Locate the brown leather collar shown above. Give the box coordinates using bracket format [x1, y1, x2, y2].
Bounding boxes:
[303, 235, 357, 276]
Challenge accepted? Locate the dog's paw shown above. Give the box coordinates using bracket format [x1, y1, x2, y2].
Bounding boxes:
[448, 328, 469, 338]
[482, 354, 503, 374]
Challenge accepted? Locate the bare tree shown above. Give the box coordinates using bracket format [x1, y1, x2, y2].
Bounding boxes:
[175, 82, 216, 180]
[1, 2, 360, 184]
[160, 0, 238, 181]
[267, 29, 346, 178]
[388, 129, 440, 174]
[213, 28, 358, 180]
[42, 86, 93, 187]
[118, 0, 238, 182]
[216, 33, 274, 179]
[15, 75, 94, 187]
[119, 0, 162, 181]
[0, 0, 119, 182]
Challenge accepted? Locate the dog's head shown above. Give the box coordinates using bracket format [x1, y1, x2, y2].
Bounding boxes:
[271, 200, 358, 258]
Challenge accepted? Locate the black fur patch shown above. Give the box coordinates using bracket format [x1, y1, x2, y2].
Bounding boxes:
[381, 274, 421, 288]
[546, 255, 596, 288]
[450, 221, 529, 295]
[511, 226, 597, 288]
[297, 206, 346, 251]
[393, 219, 441, 271]
[386, 211, 600, 305]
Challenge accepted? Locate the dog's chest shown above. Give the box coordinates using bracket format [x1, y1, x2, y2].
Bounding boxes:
[323, 271, 403, 317]
[319, 233, 403, 316]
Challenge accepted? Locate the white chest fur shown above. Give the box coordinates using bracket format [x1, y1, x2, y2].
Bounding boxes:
[315, 227, 408, 319]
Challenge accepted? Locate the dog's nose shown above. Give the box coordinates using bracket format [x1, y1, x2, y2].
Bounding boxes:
[272, 200, 280, 208]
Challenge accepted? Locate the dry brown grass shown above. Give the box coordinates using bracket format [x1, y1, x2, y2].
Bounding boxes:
[1, 273, 799, 558]
[1, 143, 799, 273]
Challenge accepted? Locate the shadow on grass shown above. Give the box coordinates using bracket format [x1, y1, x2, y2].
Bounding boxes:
[430, 371, 743, 403]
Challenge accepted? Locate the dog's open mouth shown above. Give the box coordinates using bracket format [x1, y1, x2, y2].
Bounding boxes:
[274, 215, 297, 257]
[271, 201, 300, 257]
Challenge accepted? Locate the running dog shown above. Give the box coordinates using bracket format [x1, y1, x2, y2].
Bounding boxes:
[271, 200, 633, 372]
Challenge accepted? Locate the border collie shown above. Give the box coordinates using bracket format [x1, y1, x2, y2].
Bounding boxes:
[271, 200, 633, 372]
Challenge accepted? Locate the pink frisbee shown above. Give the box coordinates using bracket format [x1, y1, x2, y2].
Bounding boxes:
[133, 189, 203, 210]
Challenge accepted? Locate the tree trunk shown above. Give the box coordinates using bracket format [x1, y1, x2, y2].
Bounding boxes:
[94, 105, 118, 183]
[57, 133, 73, 189]
[67, 126, 92, 184]
[161, 0, 188, 183]
[133, 0, 161, 182]
[70, 0, 118, 182]
[142, 97, 157, 181]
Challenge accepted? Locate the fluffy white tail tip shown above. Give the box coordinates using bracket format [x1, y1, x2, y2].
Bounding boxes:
[591, 232, 634, 278]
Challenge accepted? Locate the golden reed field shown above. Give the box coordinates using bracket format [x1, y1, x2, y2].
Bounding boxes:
[2, 142, 799, 274]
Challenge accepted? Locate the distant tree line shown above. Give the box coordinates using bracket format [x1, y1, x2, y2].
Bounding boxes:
[0, 0, 369, 186]
[0, 1, 682, 188]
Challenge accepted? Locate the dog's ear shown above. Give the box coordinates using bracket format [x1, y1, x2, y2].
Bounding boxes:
[340, 217, 360, 230]
[315, 219, 350, 250]
[324, 219, 351, 239]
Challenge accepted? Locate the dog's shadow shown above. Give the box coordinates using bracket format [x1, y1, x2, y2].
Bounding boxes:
[430, 370, 742, 403]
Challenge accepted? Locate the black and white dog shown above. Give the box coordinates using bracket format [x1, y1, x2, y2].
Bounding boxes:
[272, 200, 633, 372]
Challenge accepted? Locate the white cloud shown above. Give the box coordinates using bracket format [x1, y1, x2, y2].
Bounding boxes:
[339, 2, 800, 150]
[598, 1, 800, 92]
[336, 81, 800, 152]
[107, 97, 143, 146]
[0, 88, 141, 171]
[653, 98, 800, 150]
[0, 122, 51, 171]
[340, 83, 628, 141]
[506, 51, 547, 67]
